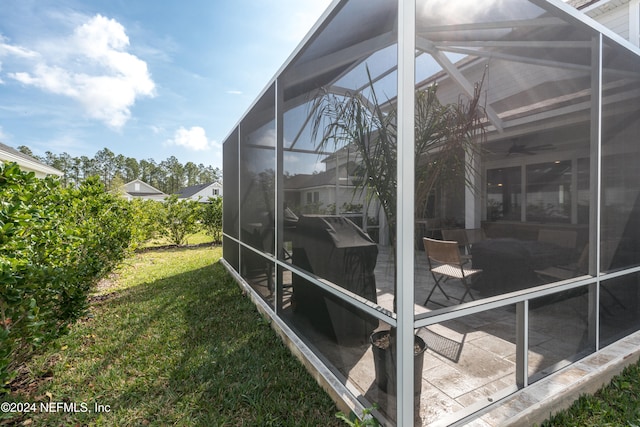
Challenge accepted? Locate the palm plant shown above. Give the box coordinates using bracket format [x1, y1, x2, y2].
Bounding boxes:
[311, 70, 487, 258]
[310, 69, 488, 395]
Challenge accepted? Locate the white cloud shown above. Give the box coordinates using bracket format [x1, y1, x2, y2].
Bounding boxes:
[226, 90, 243, 95]
[3, 14, 155, 129]
[167, 126, 216, 151]
[150, 125, 164, 134]
[0, 35, 38, 59]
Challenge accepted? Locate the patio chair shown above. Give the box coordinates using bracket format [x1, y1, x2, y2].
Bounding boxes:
[535, 243, 589, 282]
[538, 228, 577, 249]
[465, 228, 486, 246]
[535, 244, 626, 312]
[423, 237, 482, 306]
[441, 229, 472, 264]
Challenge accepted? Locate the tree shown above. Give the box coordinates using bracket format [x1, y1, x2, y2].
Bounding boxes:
[200, 197, 223, 244]
[148, 159, 167, 192]
[161, 155, 185, 194]
[311, 69, 487, 312]
[185, 161, 199, 187]
[160, 195, 201, 246]
[110, 175, 126, 195]
[80, 156, 97, 181]
[113, 154, 127, 183]
[123, 157, 140, 182]
[54, 152, 73, 187]
[197, 164, 217, 184]
[129, 199, 164, 247]
[7, 145, 222, 194]
[70, 157, 82, 186]
[94, 148, 117, 189]
[16, 146, 34, 157]
[139, 159, 153, 183]
[312, 72, 486, 250]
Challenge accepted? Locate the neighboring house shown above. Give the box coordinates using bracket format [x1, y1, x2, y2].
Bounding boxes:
[122, 179, 168, 201]
[569, 0, 640, 47]
[283, 144, 385, 240]
[284, 164, 356, 213]
[176, 181, 222, 202]
[0, 142, 63, 178]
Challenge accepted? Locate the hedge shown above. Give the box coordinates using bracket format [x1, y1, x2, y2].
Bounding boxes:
[0, 163, 133, 392]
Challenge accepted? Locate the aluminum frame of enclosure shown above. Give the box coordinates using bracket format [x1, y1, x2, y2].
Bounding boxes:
[222, 0, 640, 425]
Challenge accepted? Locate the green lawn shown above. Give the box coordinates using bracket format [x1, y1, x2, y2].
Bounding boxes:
[4, 246, 340, 426]
[141, 230, 215, 248]
[7, 244, 640, 427]
[541, 362, 640, 426]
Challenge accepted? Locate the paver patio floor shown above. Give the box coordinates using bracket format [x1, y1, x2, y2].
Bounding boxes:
[251, 245, 592, 425]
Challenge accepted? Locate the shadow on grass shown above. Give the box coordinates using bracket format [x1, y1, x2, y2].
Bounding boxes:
[20, 254, 341, 426]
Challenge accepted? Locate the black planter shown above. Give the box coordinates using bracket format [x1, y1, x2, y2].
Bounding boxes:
[370, 330, 427, 396]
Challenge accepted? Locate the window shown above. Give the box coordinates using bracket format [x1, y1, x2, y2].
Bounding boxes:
[526, 161, 572, 223]
[487, 160, 584, 224]
[487, 167, 521, 221]
[306, 191, 319, 203]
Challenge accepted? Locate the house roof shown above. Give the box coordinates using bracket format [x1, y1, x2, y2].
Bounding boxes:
[123, 179, 166, 196]
[127, 192, 164, 197]
[177, 182, 220, 198]
[284, 163, 359, 191]
[568, 0, 630, 17]
[567, 0, 600, 8]
[0, 142, 64, 176]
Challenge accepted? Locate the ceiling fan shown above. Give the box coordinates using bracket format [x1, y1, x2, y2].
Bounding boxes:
[507, 140, 555, 156]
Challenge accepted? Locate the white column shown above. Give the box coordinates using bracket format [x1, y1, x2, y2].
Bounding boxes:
[630, 0, 640, 47]
[465, 150, 482, 228]
[397, 0, 416, 424]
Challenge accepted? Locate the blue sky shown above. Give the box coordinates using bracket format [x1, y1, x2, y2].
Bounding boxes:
[0, 0, 332, 169]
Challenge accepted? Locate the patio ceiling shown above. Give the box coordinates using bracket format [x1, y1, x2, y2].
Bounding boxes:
[245, 0, 639, 157]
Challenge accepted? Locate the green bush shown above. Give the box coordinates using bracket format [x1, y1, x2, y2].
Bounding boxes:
[0, 164, 132, 392]
[129, 198, 164, 248]
[200, 197, 223, 244]
[160, 195, 201, 246]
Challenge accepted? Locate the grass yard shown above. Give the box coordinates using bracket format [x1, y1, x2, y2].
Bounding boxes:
[3, 246, 340, 426]
[6, 244, 640, 427]
[541, 362, 640, 426]
[141, 230, 215, 248]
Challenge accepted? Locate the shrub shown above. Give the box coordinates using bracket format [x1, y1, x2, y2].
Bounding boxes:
[129, 198, 164, 248]
[1, 164, 51, 389]
[0, 164, 132, 392]
[160, 195, 201, 246]
[200, 197, 223, 244]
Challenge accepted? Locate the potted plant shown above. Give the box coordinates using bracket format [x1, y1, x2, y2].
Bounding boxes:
[311, 68, 486, 394]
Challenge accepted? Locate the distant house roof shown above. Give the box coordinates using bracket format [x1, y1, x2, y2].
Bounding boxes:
[177, 181, 222, 200]
[284, 161, 359, 191]
[177, 182, 213, 198]
[284, 170, 335, 190]
[122, 179, 168, 201]
[0, 142, 64, 177]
